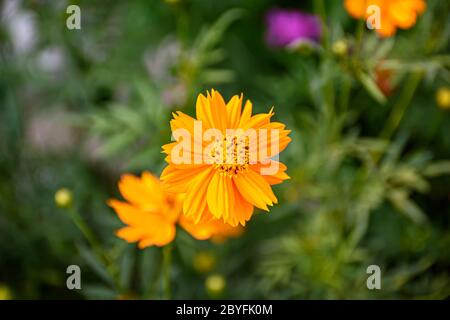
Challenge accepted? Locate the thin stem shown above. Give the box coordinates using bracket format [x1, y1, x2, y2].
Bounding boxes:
[315, 0, 329, 51]
[340, 75, 352, 112]
[67, 207, 120, 289]
[313, 1, 336, 115]
[68, 207, 104, 259]
[380, 72, 423, 140]
[355, 18, 366, 56]
[162, 244, 173, 300]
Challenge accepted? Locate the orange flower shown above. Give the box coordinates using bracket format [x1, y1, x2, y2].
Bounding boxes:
[179, 214, 243, 241]
[161, 89, 291, 227]
[344, 0, 426, 37]
[108, 172, 242, 248]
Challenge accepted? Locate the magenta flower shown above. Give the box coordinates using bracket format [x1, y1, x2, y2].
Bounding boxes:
[265, 9, 322, 48]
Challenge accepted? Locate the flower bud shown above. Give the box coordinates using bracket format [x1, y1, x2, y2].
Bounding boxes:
[332, 40, 348, 56]
[0, 284, 12, 300]
[205, 274, 226, 297]
[193, 251, 216, 274]
[55, 188, 73, 208]
[436, 87, 450, 110]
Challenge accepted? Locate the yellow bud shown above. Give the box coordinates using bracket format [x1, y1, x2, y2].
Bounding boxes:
[332, 40, 348, 56]
[165, 0, 181, 4]
[205, 274, 226, 296]
[193, 251, 216, 274]
[55, 188, 73, 208]
[436, 87, 450, 110]
[0, 284, 12, 300]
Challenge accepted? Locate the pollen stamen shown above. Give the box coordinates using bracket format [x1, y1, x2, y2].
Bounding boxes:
[210, 135, 250, 177]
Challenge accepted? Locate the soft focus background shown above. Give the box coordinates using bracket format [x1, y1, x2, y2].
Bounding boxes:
[1, 0, 449, 299]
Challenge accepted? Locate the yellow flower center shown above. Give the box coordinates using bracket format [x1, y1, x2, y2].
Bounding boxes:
[210, 134, 250, 176]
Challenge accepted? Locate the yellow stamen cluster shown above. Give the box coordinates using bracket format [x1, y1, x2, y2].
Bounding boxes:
[210, 134, 250, 176]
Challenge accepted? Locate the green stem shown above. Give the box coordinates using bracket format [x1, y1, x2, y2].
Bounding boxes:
[340, 75, 352, 112]
[68, 207, 104, 258]
[314, 1, 337, 115]
[380, 72, 423, 140]
[67, 207, 120, 288]
[355, 18, 366, 56]
[162, 245, 173, 300]
[315, 0, 329, 51]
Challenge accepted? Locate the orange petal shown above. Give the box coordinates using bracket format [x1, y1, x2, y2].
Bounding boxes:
[161, 164, 209, 193]
[179, 211, 243, 240]
[226, 94, 243, 128]
[117, 173, 163, 211]
[107, 199, 150, 226]
[377, 13, 396, 37]
[388, 2, 416, 29]
[251, 161, 290, 185]
[227, 187, 254, 226]
[238, 100, 253, 128]
[206, 172, 236, 221]
[137, 223, 176, 248]
[240, 110, 273, 130]
[183, 167, 215, 223]
[233, 170, 277, 211]
[196, 90, 227, 132]
[178, 212, 216, 240]
[116, 226, 144, 243]
[344, 0, 367, 18]
[210, 89, 228, 132]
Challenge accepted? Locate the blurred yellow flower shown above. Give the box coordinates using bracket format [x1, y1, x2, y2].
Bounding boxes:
[205, 274, 226, 296]
[161, 89, 291, 227]
[193, 251, 217, 274]
[436, 87, 450, 110]
[0, 284, 12, 300]
[344, 0, 426, 37]
[108, 172, 242, 248]
[54, 188, 73, 208]
[332, 39, 348, 56]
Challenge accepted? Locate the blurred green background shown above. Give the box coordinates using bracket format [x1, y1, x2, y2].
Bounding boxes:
[0, 0, 449, 299]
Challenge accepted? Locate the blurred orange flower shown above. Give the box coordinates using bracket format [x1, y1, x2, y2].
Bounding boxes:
[344, 0, 426, 37]
[108, 172, 242, 248]
[161, 89, 291, 227]
[375, 66, 394, 96]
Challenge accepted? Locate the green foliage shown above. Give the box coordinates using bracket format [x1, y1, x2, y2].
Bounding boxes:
[0, 0, 449, 300]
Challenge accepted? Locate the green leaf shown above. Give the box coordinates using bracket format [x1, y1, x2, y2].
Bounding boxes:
[356, 70, 387, 104]
[83, 285, 118, 299]
[140, 247, 160, 297]
[77, 245, 115, 286]
[423, 161, 450, 177]
[387, 190, 427, 224]
[119, 248, 135, 291]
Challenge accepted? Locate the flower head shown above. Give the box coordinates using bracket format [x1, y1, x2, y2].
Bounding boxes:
[55, 188, 73, 208]
[108, 172, 242, 248]
[436, 87, 450, 110]
[345, 0, 426, 37]
[265, 9, 321, 48]
[161, 89, 291, 227]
